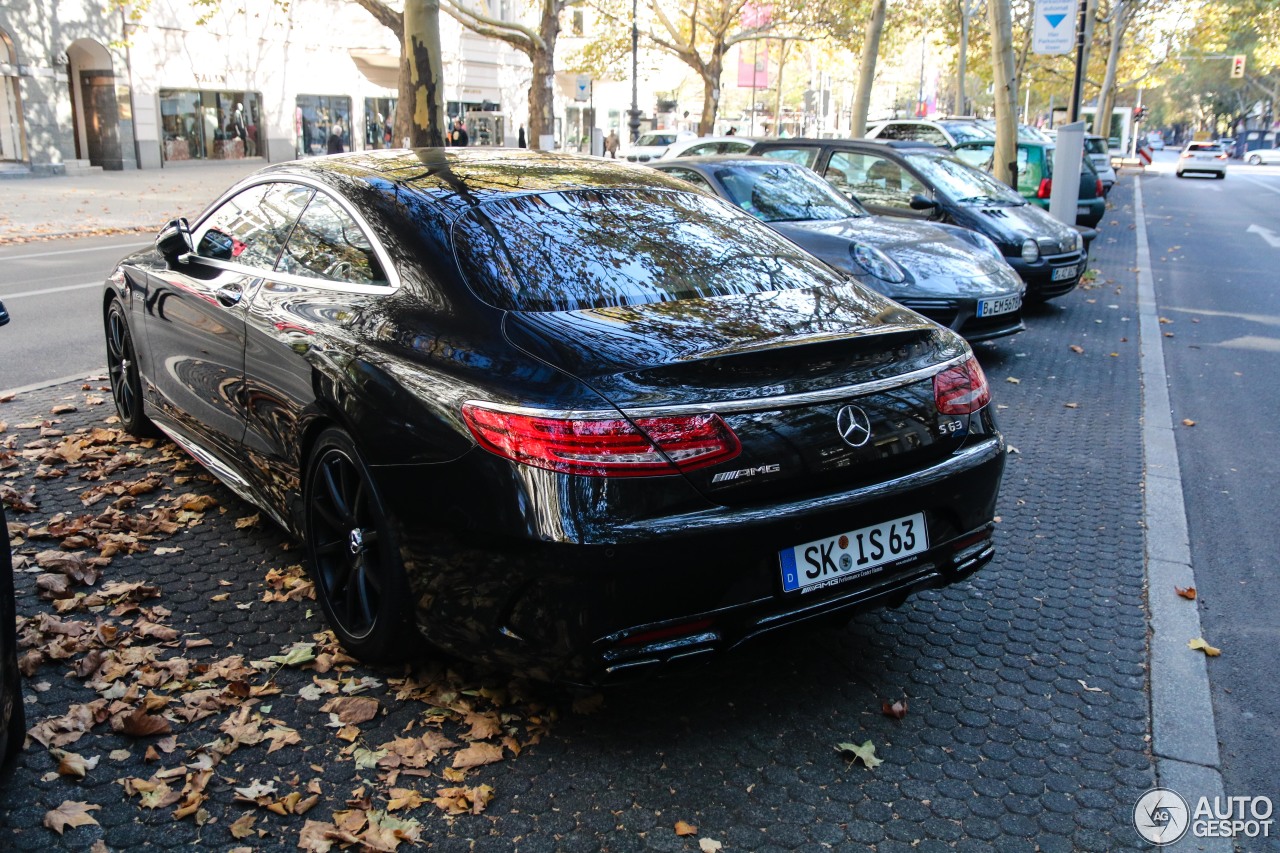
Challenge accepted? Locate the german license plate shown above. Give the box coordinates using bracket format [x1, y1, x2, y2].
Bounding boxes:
[1052, 264, 1078, 282]
[780, 512, 928, 593]
[977, 294, 1021, 317]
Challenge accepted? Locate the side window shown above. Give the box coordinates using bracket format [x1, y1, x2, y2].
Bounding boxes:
[917, 128, 947, 147]
[758, 147, 818, 168]
[660, 167, 713, 190]
[193, 183, 311, 270]
[831, 152, 921, 210]
[875, 123, 906, 140]
[679, 142, 717, 157]
[278, 192, 388, 286]
[952, 143, 993, 170]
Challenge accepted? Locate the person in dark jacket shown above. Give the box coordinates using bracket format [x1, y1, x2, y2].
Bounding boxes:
[518, 125, 526, 149]
[326, 123, 345, 154]
[450, 120, 469, 147]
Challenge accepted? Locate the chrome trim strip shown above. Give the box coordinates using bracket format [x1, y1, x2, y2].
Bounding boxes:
[463, 353, 968, 419]
[185, 174, 402, 295]
[150, 416, 290, 530]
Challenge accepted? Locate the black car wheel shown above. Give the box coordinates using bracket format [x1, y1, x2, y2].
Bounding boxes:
[305, 427, 415, 662]
[105, 300, 157, 437]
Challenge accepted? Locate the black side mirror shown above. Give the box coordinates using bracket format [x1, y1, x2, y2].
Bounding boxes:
[156, 218, 193, 260]
[0, 299, 9, 327]
[909, 193, 939, 211]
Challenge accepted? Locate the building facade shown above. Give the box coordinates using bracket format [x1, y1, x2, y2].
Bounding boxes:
[0, 0, 535, 174]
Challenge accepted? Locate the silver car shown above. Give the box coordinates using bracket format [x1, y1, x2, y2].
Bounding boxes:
[1085, 135, 1117, 196]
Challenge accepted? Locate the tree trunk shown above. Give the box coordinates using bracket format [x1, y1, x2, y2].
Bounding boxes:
[851, 0, 887, 137]
[956, 0, 969, 115]
[987, 0, 1019, 187]
[1095, 1, 1128, 142]
[528, 4, 558, 149]
[698, 50, 723, 136]
[404, 0, 447, 146]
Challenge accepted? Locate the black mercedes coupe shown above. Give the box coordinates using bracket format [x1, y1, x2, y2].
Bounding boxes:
[103, 149, 1005, 683]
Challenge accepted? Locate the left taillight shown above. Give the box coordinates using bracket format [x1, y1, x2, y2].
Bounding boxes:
[933, 356, 991, 415]
[1095, 178, 1104, 197]
[461, 404, 741, 477]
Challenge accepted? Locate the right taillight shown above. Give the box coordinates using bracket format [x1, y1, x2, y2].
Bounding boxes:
[934, 356, 991, 415]
[1037, 178, 1052, 199]
[461, 404, 741, 477]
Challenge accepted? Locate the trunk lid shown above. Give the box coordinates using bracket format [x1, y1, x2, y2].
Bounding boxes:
[504, 283, 973, 506]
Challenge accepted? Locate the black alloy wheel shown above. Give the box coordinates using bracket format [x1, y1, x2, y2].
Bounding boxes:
[105, 300, 156, 437]
[304, 428, 414, 662]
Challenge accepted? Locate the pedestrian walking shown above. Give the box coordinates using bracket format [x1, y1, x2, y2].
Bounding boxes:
[327, 123, 345, 154]
[605, 130, 619, 158]
[450, 120, 470, 147]
[517, 126, 526, 149]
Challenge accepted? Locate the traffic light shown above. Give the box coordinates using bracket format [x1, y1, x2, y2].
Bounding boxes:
[1231, 55, 1246, 79]
[1133, 106, 1145, 123]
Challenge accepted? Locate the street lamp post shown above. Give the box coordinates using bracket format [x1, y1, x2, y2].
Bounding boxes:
[628, 0, 641, 142]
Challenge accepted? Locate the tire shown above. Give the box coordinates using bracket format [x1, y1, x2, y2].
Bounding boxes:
[1216, 171, 1226, 180]
[104, 300, 158, 437]
[304, 427, 416, 662]
[1248, 154, 1262, 166]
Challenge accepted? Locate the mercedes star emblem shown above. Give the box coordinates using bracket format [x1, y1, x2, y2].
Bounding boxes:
[836, 405, 873, 448]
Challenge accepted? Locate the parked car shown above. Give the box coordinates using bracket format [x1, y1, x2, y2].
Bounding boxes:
[952, 138, 1106, 227]
[0, 298, 26, 768]
[657, 135, 756, 159]
[866, 118, 993, 149]
[650, 156, 1025, 342]
[1245, 146, 1280, 165]
[623, 130, 697, 163]
[1176, 142, 1228, 178]
[104, 150, 1006, 683]
[1084, 134, 1118, 195]
[750, 139, 1089, 301]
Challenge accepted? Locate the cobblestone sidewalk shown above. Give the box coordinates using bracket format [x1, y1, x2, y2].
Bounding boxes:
[0, 185, 1156, 851]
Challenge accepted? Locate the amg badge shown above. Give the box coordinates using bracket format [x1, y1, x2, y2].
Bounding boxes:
[711, 463, 781, 483]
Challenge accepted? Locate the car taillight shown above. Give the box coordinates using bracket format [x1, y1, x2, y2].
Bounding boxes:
[934, 356, 991, 415]
[1036, 178, 1052, 199]
[1095, 178, 1104, 196]
[1216, 153, 1228, 160]
[1180, 152, 1193, 158]
[461, 405, 741, 477]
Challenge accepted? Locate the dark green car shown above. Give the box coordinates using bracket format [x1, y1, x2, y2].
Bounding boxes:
[953, 140, 1105, 228]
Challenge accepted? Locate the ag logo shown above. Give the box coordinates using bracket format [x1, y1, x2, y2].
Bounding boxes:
[1133, 787, 1190, 845]
[836, 405, 872, 448]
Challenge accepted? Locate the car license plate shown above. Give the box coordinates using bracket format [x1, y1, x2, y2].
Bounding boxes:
[977, 295, 1021, 317]
[1076, 205, 1090, 217]
[779, 512, 928, 593]
[1052, 264, 1078, 282]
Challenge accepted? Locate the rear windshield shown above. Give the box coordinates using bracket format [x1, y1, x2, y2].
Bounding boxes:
[1084, 138, 1108, 155]
[1188, 143, 1221, 152]
[452, 189, 846, 312]
[636, 133, 678, 147]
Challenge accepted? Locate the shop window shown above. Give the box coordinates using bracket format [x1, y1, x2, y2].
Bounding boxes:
[296, 95, 352, 157]
[159, 89, 261, 162]
[363, 97, 397, 149]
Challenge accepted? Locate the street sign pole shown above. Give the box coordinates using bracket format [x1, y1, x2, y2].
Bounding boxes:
[1067, 0, 1088, 123]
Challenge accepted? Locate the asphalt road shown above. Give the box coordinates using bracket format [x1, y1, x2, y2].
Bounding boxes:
[0, 235, 151, 390]
[1141, 151, 1280, 821]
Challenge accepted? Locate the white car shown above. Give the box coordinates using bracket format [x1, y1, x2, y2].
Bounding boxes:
[1245, 147, 1280, 165]
[1147, 133, 1165, 152]
[1176, 142, 1228, 178]
[623, 130, 696, 163]
[658, 135, 756, 160]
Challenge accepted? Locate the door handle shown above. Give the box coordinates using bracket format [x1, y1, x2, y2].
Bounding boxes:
[215, 285, 243, 307]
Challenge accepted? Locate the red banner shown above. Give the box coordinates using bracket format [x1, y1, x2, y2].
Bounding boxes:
[737, 43, 769, 89]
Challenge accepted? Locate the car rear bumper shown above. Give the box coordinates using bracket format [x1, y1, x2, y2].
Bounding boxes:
[377, 432, 1006, 683]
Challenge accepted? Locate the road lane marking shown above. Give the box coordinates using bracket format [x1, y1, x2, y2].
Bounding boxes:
[0, 371, 105, 398]
[1242, 176, 1280, 196]
[0, 240, 149, 261]
[1162, 306, 1280, 327]
[1215, 335, 1280, 352]
[2, 281, 102, 299]
[1246, 224, 1280, 247]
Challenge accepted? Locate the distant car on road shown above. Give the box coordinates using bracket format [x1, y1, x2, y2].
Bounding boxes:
[952, 138, 1107, 227]
[623, 130, 696, 163]
[1146, 132, 1165, 152]
[1176, 142, 1229, 178]
[1085, 134, 1118, 195]
[650, 156, 1026, 342]
[750, 138, 1089, 302]
[1245, 146, 1280, 165]
[1216, 137, 1236, 157]
[657, 135, 756, 160]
